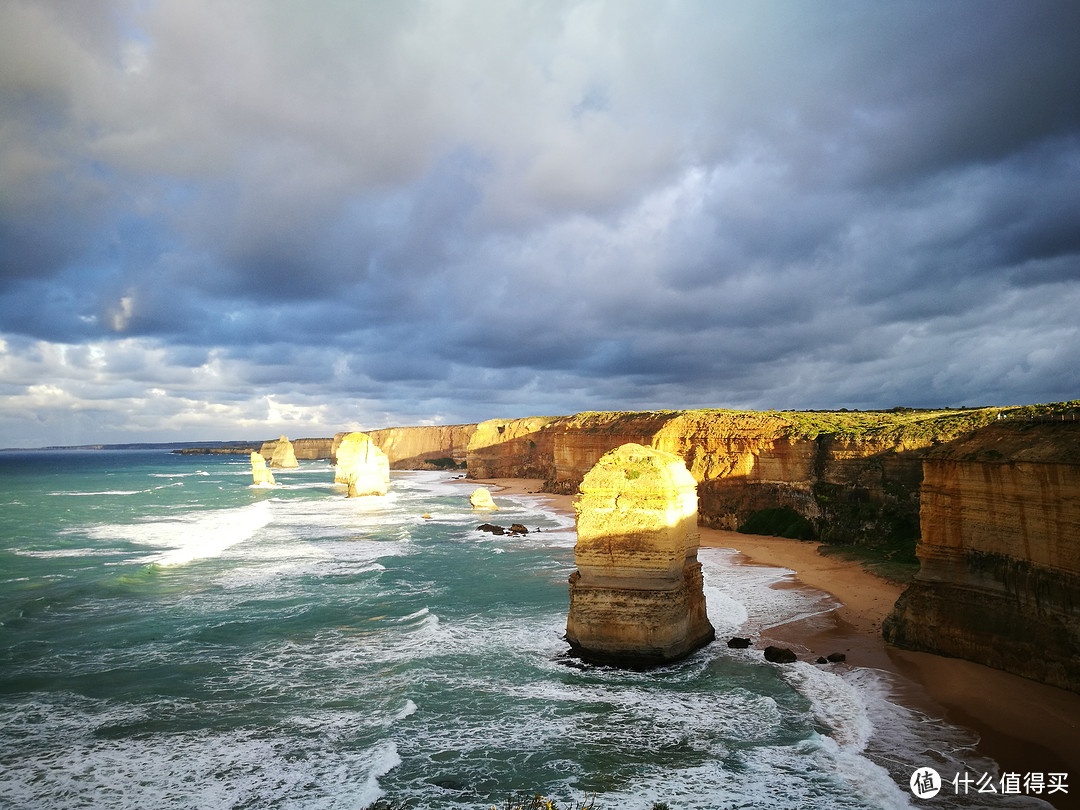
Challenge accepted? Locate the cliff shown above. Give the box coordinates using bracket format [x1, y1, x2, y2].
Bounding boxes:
[884, 420, 1080, 691]
[364, 424, 477, 468]
[465, 408, 1004, 544]
[259, 437, 333, 460]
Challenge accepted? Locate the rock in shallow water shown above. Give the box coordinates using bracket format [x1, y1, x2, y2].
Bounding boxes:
[763, 645, 797, 664]
[469, 487, 498, 510]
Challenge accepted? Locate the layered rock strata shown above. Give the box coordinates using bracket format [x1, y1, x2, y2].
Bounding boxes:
[884, 421, 1080, 692]
[463, 409, 997, 543]
[566, 443, 715, 666]
[266, 435, 299, 468]
[323, 408, 1009, 543]
[334, 432, 391, 497]
[250, 452, 275, 486]
[365, 424, 477, 468]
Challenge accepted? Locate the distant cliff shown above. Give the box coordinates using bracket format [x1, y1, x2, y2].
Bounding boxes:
[259, 437, 334, 460]
[884, 420, 1080, 692]
[465, 408, 1006, 544]
[337, 424, 477, 468]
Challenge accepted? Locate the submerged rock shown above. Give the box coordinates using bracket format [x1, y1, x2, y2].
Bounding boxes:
[566, 443, 715, 667]
[250, 452, 275, 486]
[335, 432, 390, 497]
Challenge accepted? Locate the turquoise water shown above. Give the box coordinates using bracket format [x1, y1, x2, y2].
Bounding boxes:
[0, 451, 1037, 809]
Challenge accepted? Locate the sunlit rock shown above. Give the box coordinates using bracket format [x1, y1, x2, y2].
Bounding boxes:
[566, 443, 715, 667]
[470, 487, 498, 510]
[334, 432, 390, 497]
[250, 452, 275, 486]
[268, 435, 299, 468]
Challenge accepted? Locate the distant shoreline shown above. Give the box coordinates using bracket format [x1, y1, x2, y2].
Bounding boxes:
[0, 440, 265, 453]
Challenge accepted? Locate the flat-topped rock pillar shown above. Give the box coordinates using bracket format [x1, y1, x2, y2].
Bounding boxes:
[566, 443, 714, 666]
[334, 432, 390, 497]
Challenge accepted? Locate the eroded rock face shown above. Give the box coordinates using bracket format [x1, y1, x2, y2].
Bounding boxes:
[566, 443, 715, 666]
[884, 421, 1080, 692]
[335, 432, 390, 497]
[250, 452, 275, 486]
[268, 435, 299, 468]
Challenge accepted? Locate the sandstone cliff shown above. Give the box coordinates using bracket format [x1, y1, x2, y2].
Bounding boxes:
[365, 424, 477, 468]
[259, 437, 332, 460]
[884, 420, 1080, 692]
[464, 409, 1001, 544]
[566, 444, 714, 666]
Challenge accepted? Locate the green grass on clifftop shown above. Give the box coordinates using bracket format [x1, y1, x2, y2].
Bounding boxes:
[774, 407, 1005, 442]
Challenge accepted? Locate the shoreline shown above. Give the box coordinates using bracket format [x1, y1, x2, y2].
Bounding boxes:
[472, 477, 1080, 809]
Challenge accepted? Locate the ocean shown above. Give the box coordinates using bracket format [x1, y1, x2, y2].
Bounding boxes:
[0, 451, 1052, 809]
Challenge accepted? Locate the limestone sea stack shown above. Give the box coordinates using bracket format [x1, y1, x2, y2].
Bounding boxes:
[334, 432, 391, 497]
[566, 443, 715, 667]
[250, 452, 275, 486]
[469, 487, 499, 510]
[268, 435, 300, 468]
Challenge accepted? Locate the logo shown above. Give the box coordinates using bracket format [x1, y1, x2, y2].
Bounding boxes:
[910, 767, 942, 799]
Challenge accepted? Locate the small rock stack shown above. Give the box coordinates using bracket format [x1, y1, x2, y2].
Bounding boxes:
[268, 435, 300, 468]
[250, 451, 275, 486]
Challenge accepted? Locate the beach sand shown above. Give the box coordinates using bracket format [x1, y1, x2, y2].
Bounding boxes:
[473, 478, 1080, 809]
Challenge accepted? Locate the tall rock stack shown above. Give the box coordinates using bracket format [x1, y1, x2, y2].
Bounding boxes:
[268, 435, 300, 468]
[335, 432, 391, 497]
[566, 443, 715, 666]
[250, 452, 275, 486]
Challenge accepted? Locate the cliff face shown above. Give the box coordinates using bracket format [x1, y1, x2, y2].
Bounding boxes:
[467, 417, 562, 479]
[366, 424, 477, 468]
[462, 409, 966, 542]
[259, 437, 333, 460]
[884, 421, 1080, 692]
[323, 408, 1009, 545]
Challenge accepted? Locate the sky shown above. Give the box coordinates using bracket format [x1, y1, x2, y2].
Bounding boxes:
[1, 0, 1079, 447]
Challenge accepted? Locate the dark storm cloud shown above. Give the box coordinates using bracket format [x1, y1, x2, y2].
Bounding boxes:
[0, 0, 1078, 445]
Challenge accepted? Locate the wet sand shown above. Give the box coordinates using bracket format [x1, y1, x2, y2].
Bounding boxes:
[473, 477, 1080, 809]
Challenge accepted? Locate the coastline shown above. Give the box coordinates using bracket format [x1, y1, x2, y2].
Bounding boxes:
[473, 477, 1080, 808]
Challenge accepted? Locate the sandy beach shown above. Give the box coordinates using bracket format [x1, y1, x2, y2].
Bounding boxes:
[475, 478, 1080, 809]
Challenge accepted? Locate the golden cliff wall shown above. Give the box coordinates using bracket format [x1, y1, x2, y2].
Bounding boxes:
[463, 409, 968, 542]
[259, 437, 333, 460]
[330, 425, 477, 468]
[884, 421, 1080, 691]
[466, 416, 562, 478]
[366, 424, 477, 468]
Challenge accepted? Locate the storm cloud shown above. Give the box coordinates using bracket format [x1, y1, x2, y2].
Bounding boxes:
[1, 0, 1078, 446]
